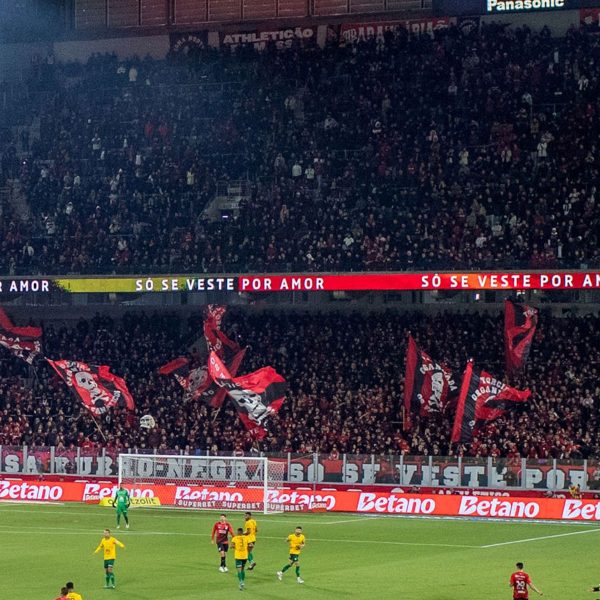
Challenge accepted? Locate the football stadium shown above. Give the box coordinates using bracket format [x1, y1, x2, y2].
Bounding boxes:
[1, 1, 600, 598]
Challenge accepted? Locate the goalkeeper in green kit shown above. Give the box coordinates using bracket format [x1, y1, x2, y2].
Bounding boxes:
[112, 485, 131, 529]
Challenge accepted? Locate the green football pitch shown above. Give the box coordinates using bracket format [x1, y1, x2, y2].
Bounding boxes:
[2, 503, 599, 600]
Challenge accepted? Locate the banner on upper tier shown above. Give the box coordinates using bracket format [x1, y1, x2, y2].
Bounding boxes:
[339, 17, 455, 43]
[3, 272, 600, 294]
[3, 480, 600, 521]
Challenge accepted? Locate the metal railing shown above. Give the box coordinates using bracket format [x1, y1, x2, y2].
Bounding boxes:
[1, 446, 596, 491]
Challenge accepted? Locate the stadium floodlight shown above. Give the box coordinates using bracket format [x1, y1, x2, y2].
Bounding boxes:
[118, 453, 286, 514]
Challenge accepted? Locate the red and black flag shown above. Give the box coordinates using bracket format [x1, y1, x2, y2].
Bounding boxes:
[451, 361, 530, 444]
[403, 334, 458, 431]
[0, 307, 42, 365]
[47, 359, 135, 416]
[208, 351, 287, 440]
[204, 305, 241, 358]
[504, 300, 538, 374]
[159, 348, 246, 408]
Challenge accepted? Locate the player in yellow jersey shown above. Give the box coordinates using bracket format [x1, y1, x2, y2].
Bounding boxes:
[276, 526, 305, 584]
[243, 511, 258, 570]
[65, 581, 83, 600]
[230, 527, 250, 591]
[93, 528, 125, 589]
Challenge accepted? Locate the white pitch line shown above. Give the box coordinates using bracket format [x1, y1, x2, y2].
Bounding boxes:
[0, 523, 478, 548]
[481, 527, 600, 548]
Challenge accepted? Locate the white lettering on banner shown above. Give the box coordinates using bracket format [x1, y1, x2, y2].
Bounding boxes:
[562, 500, 600, 520]
[458, 497, 540, 518]
[0, 280, 50, 293]
[0, 480, 63, 501]
[82, 483, 154, 500]
[357, 493, 436, 514]
[134, 278, 235, 293]
[222, 28, 315, 51]
[175, 487, 243, 503]
[487, 0, 565, 11]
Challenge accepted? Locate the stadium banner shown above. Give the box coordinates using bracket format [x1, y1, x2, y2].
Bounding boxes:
[339, 17, 455, 43]
[219, 26, 319, 51]
[433, 0, 578, 16]
[3, 479, 600, 520]
[169, 31, 209, 54]
[4, 271, 600, 295]
[0, 449, 593, 490]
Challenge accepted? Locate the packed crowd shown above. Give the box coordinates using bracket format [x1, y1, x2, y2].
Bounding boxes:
[0, 309, 599, 460]
[0, 22, 599, 274]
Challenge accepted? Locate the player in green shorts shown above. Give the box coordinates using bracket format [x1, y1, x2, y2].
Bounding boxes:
[112, 485, 131, 529]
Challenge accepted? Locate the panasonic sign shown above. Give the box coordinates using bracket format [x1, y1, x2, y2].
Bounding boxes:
[487, 0, 565, 12]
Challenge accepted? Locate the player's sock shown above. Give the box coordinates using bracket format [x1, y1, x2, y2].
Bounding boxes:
[241, 571, 246, 581]
[124, 515, 129, 525]
[282, 565, 291, 573]
[105, 574, 110, 587]
[237, 571, 243, 582]
[295, 567, 300, 577]
[248, 552, 254, 563]
[111, 573, 116, 587]
[220, 557, 226, 567]
[116, 514, 121, 526]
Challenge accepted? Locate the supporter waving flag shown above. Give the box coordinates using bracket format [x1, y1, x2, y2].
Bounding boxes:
[47, 359, 135, 416]
[403, 334, 458, 431]
[208, 351, 287, 440]
[451, 361, 530, 444]
[504, 300, 538, 374]
[204, 305, 241, 357]
[159, 348, 246, 408]
[0, 307, 43, 365]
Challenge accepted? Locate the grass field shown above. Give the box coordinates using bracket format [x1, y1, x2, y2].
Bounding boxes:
[2, 503, 600, 600]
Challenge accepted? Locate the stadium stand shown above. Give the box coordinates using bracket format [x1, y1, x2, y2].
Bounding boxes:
[0, 309, 598, 459]
[0, 23, 598, 275]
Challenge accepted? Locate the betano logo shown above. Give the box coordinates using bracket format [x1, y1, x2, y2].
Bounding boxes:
[458, 496, 540, 518]
[487, 0, 565, 11]
[0, 480, 63, 501]
[357, 493, 436, 514]
[82, 483, 155, 500]
[562, 500, 600, 520]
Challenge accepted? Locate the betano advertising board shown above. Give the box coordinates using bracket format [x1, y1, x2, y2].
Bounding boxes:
[1, 479, 600, 521]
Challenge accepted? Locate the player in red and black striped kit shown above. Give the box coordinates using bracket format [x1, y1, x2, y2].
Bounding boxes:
[211, 514, 234, 572]
[509, 562, 543, 599]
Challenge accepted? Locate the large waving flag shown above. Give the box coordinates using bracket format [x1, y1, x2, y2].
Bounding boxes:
[159, 348, 246, 408]
[403, 334, 458, 431]
[208, 351, 287, 440]
[504, 300, 538, 374]
[47, 359, 135, 416]
[0, 307, 43, 365]
[451, 361, 530, 444]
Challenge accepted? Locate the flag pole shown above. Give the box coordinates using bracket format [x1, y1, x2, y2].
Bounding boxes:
[90, 414, 108, 442]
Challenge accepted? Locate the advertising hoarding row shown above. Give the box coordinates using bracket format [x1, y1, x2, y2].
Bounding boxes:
[2, 478, 600, 521]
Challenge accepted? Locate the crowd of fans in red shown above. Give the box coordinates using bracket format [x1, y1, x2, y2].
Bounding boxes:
[0, 309, 598, 460]
[0, 22, 598, 274]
